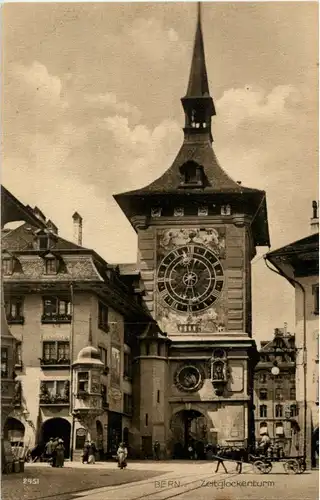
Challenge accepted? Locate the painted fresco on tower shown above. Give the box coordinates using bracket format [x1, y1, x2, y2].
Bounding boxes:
[156, 228, 227, 335]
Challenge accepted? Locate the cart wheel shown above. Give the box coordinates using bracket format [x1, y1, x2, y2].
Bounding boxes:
[253, 460, 266, 474]
[263, 461, 272, 474]
[284, 459, 299, 474]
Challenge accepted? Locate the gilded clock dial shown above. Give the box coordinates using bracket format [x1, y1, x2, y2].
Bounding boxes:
[157, 244, 224, 312]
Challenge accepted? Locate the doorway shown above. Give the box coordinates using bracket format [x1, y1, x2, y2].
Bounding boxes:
[170, 409, 208, 459]
[40, 418, 71, 458]
[4, 417, 25, 446]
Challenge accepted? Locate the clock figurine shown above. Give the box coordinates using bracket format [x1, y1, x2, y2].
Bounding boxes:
[157, 244, 224, 313]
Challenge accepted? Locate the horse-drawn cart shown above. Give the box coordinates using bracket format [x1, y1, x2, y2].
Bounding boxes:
[249, 453, 306, 475]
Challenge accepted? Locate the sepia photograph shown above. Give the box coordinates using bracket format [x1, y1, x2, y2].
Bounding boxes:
[1, 2, 318, 499]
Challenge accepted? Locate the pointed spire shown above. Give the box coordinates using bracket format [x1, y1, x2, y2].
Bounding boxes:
[88, 314, 92, 346]
[185, 2, 210, 98]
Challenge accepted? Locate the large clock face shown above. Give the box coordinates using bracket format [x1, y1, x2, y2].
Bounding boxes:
[157, 244, 224, 313]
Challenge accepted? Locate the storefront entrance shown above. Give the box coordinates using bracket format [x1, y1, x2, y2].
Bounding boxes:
[107, 412, 122, 456]
[170, 409, 208, 459]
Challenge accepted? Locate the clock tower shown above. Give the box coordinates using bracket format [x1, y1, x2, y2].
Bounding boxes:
[114, 4, 270, 457]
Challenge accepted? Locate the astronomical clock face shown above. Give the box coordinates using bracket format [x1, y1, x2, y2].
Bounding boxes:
[157, 244, 224, 313]
[174, 365, 203, 392]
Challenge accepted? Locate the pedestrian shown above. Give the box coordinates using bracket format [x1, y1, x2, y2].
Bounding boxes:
[153, 441, 160, 460]
[117, 442, 128, 469]
[51, 437, 59, 467]
[44, 437, 54, 463]
[188, 444, 194, 460]
[88, 441, 96, 464]
[259, 434, 271, 456]
[55, 439, 65, 468]
[215, 446, 228, 473]
[82, 440, 90, 464]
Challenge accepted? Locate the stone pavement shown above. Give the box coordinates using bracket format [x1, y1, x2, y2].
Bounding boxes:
[73, 461, 319, 500]
[2, 460, 318, 500]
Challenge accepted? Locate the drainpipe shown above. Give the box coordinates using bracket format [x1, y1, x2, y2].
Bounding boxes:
[263, 257, 307, 461]
[69, 283, 75, 461]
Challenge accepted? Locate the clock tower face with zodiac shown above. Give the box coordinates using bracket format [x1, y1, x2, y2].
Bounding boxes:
[157, 244, 224, 313]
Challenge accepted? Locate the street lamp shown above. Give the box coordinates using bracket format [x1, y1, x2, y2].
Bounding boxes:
[271, 363, 280, 444]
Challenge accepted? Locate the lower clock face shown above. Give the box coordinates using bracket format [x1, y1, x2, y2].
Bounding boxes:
[157, 244, 224, 313]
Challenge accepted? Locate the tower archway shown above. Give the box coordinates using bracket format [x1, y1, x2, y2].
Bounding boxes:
[170, 408, 210, 459]
[40, 418, 71, 458]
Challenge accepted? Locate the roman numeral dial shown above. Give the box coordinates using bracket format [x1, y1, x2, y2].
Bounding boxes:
[157, 244, 224, 313]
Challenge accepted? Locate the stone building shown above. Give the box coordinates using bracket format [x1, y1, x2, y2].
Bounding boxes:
[265, 201, 319, 467]
[114, 6, 270, 457]
[2, 196, 158, 460]
[254, 326, 298, 454]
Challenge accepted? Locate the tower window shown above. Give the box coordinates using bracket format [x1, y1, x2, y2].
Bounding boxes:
[179, 161, 204, 187]
[157, 390, 160, 403]
[145, 413, 148, 426]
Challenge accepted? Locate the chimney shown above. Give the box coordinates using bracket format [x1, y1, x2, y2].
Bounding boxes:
[310, 200, 319, 234]
[283, 322, 288, 335]
[72, 212, 83, 246]
[46, 219, 58, 235]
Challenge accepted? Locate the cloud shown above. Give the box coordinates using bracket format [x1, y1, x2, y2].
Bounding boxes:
[126, 17, 182, 62]
[216, 84, 301, 130]
[84, 92, 141, 120]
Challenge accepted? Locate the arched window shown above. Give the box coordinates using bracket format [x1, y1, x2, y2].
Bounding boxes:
[259, 389, 268, 400]
[275, 404, 283, 417]
[179, 161, 204, 187]
[259, 405, 267, 418]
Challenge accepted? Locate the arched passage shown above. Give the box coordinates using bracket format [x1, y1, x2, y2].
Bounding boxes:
[4, 417, 25, 445]
[40, 418, 71, 458]
[170, 409, 208, 459]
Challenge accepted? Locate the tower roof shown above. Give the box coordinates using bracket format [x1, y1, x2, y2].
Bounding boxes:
[185, 3, 210, 99]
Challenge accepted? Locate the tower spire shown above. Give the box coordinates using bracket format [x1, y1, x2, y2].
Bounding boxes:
[186, 2, 210, 98]
[181, 2, 215, 142]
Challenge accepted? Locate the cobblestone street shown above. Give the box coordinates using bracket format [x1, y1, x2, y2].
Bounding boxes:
[2, 461, 318, 500]
[2, 462, 167, 500]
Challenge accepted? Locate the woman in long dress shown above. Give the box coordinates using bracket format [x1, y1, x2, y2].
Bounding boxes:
[55, 439, 65, 468]
[117, 442, 128, 469]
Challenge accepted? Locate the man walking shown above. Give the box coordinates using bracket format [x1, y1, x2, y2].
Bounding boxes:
[153, 441, 160, 460]
[214, 446, 228, 473]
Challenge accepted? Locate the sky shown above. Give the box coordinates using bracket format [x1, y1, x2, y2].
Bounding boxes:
[2, 2, 318, 344]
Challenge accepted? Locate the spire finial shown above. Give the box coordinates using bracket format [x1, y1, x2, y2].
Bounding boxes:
[88, 314, 92, 346]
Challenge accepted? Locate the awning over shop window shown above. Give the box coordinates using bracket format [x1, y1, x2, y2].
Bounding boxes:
[260, 425, 268, 435]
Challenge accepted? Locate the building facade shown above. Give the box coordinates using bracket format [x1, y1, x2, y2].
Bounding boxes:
[266, 202, 319, 467]
[254, 326, 298, 454]
[2, 205, 156, 460]
[114, 7, 270, 458]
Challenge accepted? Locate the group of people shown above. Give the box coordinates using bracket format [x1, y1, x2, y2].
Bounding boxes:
[81, 441, 97, 464]
[44, 437, 65, 467]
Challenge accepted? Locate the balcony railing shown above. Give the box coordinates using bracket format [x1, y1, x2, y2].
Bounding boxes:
[39, 394, 70, 405]
[41, 313, 72, 324]
[40, 358, 70, 367]
[6, 314, 24, 325]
